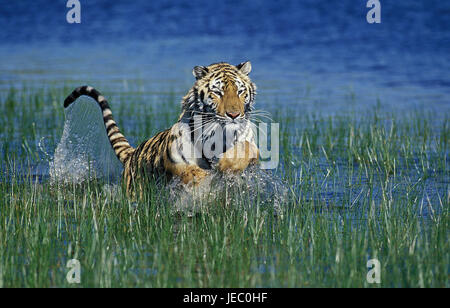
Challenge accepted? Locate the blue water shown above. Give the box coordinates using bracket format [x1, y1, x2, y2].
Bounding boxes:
[0, 0, 449, 116]
[0, 1, 448, 212]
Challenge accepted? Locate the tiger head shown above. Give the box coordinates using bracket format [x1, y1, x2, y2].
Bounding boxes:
[182, 61, 256, 125]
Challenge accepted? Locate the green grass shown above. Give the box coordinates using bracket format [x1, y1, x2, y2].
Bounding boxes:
[0, 85, 448, 287]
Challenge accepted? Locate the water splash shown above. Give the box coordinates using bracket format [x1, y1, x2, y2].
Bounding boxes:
[168, 165, 288, 216]
[49, 97, 123, 184]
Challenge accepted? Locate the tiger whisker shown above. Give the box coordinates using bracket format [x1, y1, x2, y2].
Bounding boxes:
[248, 121, 268, 139]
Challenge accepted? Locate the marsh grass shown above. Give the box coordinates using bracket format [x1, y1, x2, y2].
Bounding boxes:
[0, 85, 448, 287]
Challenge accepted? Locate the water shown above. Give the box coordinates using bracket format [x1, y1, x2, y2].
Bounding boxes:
[0, 0, 448, 210]
[0, 0, 448, 115]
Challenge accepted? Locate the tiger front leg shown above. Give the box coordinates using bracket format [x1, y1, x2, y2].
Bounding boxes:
[179, 164, 209, 185]
[218, 141, 259, 173]
[164, 126, 210, 185]
[165, 160, 209, 185]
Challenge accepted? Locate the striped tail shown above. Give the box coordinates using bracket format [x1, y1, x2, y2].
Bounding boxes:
[64, 86, 134, 164]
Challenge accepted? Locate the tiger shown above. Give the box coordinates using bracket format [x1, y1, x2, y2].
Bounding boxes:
[63, 61, 259, 193]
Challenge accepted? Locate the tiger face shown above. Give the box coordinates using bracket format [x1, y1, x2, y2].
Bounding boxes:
[189, 61, 256, 125]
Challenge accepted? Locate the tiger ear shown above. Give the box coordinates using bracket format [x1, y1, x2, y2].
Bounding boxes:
[192, 66, 209, 80]
[236, 61, 252, 75]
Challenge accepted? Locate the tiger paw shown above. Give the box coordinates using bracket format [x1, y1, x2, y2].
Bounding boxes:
[218, 141, 259, 173]
[180, 165, 209, 185]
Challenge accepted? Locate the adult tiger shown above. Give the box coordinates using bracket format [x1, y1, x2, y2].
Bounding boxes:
[63, 61, 259, 192]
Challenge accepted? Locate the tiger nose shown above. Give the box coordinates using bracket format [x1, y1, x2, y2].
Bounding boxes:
[226, 112, 240, 119]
